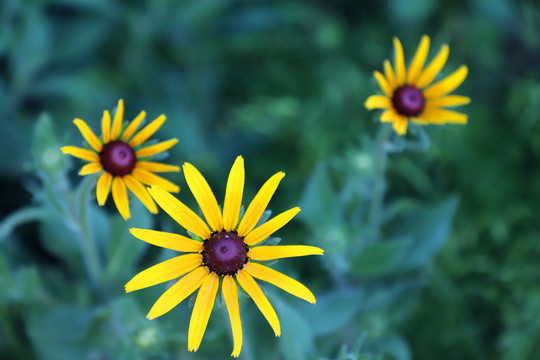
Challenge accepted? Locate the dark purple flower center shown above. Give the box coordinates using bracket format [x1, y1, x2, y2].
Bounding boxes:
[99, 141, 136, 176]
[202, 231, 248, 275]
[392, 85, 425, 116]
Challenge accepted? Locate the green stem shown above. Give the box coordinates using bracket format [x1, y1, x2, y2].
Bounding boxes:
[0, 207, 47, 242]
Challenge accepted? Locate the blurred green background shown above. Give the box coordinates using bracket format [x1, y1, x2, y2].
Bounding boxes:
[1, 0, 540, 359]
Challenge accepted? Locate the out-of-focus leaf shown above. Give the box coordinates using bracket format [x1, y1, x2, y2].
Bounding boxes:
[352, 239, 412, 278]
[275, 297, 315, 360]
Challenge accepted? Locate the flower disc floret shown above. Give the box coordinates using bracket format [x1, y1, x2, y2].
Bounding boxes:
[392, 85, 425, 116]
[99, 140, 136, 176]
[202, 231, 248, 275]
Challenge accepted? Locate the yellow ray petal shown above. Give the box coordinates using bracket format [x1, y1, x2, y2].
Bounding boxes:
[148, 185, 211, 240]
[380, 108, 399, 123]
[237, 172, 285, 237]
[79, 162, 102, 176]
[111, 99, 124, 140]
[423, 65, 468, 99]
[244, 207, 301, 246]
[122, 111, 146, 142]
[183, 162, 223, 232]
[135, 161, 180, 173]
[407, 35, 430, 85]
[244, 263, 316, 304]
[130, 228, 203, 252]
[125, 254, 202, 293]
[188, 272, 219, 352]
[135, 139, 178, 158]
[373, 71, 393, 97]
[60, 146, 99, 162]
[147, 266, 208, 320]
[426, 95, 471, 108]
[393, 115, 408, 135]
[364, 95, 392, 110]
[383, 60, 397, 89]
[112, 176, 130, 220]
[129, 114, 166, 147]
[132, 168, 179, 193]
[73, 119, 102, 152]
[123, 175, 158, 214]
[102, 110, 111, 143]
[96, 172, 112, 205]
[223, 156, 245, 232]
[416, 44, 449, 88]
[420, 107, 468, 124]
[236, 270, 280, 336]
[222, 275, 242, 357]
[248, 245, 324, 261]
[393, 37, 406, 85]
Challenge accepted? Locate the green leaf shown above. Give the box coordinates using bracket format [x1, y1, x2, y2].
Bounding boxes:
[275, 297, 315, 360]
[352, 239, 412, 278]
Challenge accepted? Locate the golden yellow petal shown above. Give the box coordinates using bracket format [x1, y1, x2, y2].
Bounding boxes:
[244, 207, 301, 246]
[237, 172, 285, 237]
[73, 119, 102, 152]
[78, 162, 102, 176]
[244, 263, 316, 304]
[135, 139, 178, 158]
[426, 95, 471, 108]
[135, 161, 180, 173]
[380, 108, 398, 123]
[111, 99, 124, 140]
[102, 110, 111, 143]
[146, 266, 208, 320]
[222, 275, 243, 357]
[236, 270, 280, 336]
[393, 37, 406, 85]
[183, 162, 223, 232]
[393, 115, 408, 135]
[423, 66, 468, 99]
[112, 176, 130, 220]
[407, 35, 430, 85]
[129, 114, 166, 147]
[129, 228, 203, 252]
[188, 272, 219, 352]
[123, 175, 158, 214]
[421, 107, 468, 124]
[147, 185, 211, 240]
[248, 245, 324, 260]
[96, 172, 112, 205]
[383, 60, 397, 89]
[125, 253, 202, 293]
[373, 71, 393, 97]
[223, 156, 245, 232]
[122, 111, 146, 142]
[416, 44, 449, 88]
[365, 95, 392, 110]
[60, 146, 99, 162]
[132, 168, 180, 193]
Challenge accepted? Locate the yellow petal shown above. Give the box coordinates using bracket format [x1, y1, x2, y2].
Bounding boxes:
[426, 95, 470, 108]
[73, 119, 102, 152]
[244, 263, 316, 304]
[223, 156, 245, 232]
[129, 114, 166, 147]
[380, 108, 398, 123]
[78, 162, 102, 176]
[236, 270, 280, 336]
[132, 168, 180, 193]
[188, 272, 219, 352]
[96, 172, 112, 205]
[244, 207, 301, 246]
[148, 185, 211, 240]
[237, 172, 285, 237]
[416, 44, 449, 88]
[123, 175, 158, 214]
[135, 161, 180, 173]
[112, 176, 130, 220]
[373, 71, 393, 97]
[383, 60, 397, 89]
[393, 37, 406, 85]
[423, 65, 468, 99]
[122, 111, 146, 142]
[125, 253, 202, 293]
[111, 99, 124, 140]
[421, 107, 468, 124]
[365, 95, 392, 110]
[222, 275, 242, 357]
[130, 228, 203, 252]
[146, 266, 208, 320]
[102, 110, 111, 143]
[407, 35, 430, 85]
[60, 146, 99, 162]
[136, 139, 178, 158]
[393, 116, 408, 135]
[248, 245, 324, 261]
[183, 162, 223, 232]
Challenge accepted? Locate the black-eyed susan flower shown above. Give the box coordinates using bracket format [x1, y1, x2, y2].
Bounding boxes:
[61, 99, 179, 220]
[365, 35, 470, 135]
[125, 156, 323, 357]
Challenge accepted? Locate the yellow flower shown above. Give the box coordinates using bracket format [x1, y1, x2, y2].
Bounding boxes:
[61, 99, 179, 220]
[126, 156, 324, 357]
[365, 35, 470, 135]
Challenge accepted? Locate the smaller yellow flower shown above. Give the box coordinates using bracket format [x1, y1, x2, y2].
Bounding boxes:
[61, 99, 179, 220]
[365, 35, 470, 135]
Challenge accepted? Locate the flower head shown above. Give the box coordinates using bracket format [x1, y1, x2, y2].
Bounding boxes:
[61, 99, 179, 219]
[365, 35, 470, 135]
[126, 156, 323, 357]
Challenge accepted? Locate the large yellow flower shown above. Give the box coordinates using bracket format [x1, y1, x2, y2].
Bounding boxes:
[365, 35, 470, 135]
[126, 156, 323, 357]
[61, 99, 179, 220]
